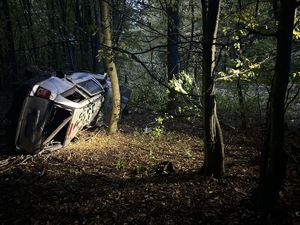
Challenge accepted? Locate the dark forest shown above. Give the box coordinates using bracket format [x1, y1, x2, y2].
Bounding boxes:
[0, 0, 299, 224]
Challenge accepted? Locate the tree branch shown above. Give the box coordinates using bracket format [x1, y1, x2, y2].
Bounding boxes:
[285, 86, 300, 113]
[110, 45, 203, 100]
[246, 28, 277, 37]
[113, 45, 168, 88]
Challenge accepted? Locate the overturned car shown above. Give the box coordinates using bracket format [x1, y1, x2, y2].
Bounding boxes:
[10, 72, 130, 153]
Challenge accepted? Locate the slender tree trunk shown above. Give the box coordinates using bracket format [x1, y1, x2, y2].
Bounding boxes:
[94, 0, 102, 72]
[2, 0, 18, 79]
[166, 0, 180, 113]
[194, 52, 201, 85]
[26, 1, 38, 63]
[201, 0, 225, 178]
[237, 77, 247, 128]
[111, 0, 126, 47]
[75, 0, 84, 69]
[15, 16, 28, 68]
[257, 0, 296, 217]
[58, 0, 74, 70]
[20, 0, 38, 64]
[46, 0, 58, 68]
[84, 0, 93, 70]
[0, 43, 3, 88]
[185, 0, 195, 70]
[90, 0, 101, 72]
[99, 0, 121, 134]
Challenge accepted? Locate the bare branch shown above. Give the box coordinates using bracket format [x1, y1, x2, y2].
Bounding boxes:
[285, 86, 300, 113]
[110, 45, 202, 100]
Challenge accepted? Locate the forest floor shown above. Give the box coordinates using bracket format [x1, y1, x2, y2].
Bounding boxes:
[0, 111, 299, 225]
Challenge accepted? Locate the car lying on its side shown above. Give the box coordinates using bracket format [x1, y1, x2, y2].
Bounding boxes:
[11, 71, 130, 153]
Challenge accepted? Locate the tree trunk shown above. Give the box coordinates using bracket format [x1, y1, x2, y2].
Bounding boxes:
[90, 0, 101, 72]
[237, 78, 247, 128]
[58, 0, 74, 70]
[94, 0, 103, 72]
[185, 0, 195, 71]
[46, 0, 58, 68]
[74, 0, 84, 69]
[20, 0, 38, 64]
[2, 0, 18, 79]
[166, 0, 180, 113]
[83, 0, 93, 70]
[111, 0, 126, 47]
[99, 0, 121, 134]
[201, 0, 225, 178]
[257, 0, 296, 217]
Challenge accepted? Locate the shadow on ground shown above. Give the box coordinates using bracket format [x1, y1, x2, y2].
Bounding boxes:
[0, 111, 299, 225]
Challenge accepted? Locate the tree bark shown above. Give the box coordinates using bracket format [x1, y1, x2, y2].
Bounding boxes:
[19, 0, 38, 64]
[257, 0, 296, 216]
[46, 0, 58, 68]
[237, 78, 247, 128]
[185, 0, 195, 70]
[74, 0, 84, 69]
[58, 0, 74, 70]
[111, 0, 126, 47]
[82, 0, 92, 70]
[201, 0, 225, 178]
[166, 0, 180, 113]
[99, 0, 121, 134]
[2, 0, 18, 79]
[90, 0, 101, 72]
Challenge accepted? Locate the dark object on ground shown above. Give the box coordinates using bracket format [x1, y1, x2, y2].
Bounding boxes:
[155, 161, 175, 175]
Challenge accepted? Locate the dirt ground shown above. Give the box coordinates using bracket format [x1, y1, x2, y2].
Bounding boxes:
[0, 111, 299, 225]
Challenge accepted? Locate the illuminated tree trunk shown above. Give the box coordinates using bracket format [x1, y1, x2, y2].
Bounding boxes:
[257, 0, 296, 216]
[201, 0, 225, 178]
[99, 0, 121, 134]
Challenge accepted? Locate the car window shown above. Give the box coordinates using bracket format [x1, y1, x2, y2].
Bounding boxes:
[62, 88, 86, 102]
[77, 79, 104, 96]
